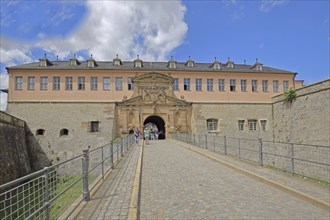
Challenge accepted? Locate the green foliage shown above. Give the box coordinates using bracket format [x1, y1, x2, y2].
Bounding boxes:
[283, 88, 297, 104]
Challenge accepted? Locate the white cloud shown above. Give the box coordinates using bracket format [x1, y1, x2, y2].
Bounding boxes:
[260, 0, 287, 13]
[39, 0, 188, 61]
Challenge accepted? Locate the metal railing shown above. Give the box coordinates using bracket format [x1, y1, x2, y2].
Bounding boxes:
[0, 134, 135, 220]
[172, 133, 330, 183]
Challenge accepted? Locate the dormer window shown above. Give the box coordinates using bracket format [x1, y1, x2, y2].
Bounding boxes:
[87, 54, 97, 67]
[134, 55, 143, 68]
[70, 55, 80, 66]
[39, 54, 53, 67]
[168, 56, 177, 69]
[210, 57, 221, 70]
[226, 57, 234, 69]
[185, 56, 194, 68]
[250, 59, 263, 71]
[113, 54, 122, 66]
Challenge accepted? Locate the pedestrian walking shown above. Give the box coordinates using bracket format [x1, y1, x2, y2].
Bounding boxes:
[134, 127, 140, 146]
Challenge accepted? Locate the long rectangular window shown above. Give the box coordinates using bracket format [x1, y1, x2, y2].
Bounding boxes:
[218, 79, 225, 91]
[115, 77, 123, 91]
[196, 79, 202, 91]
[40, 77, 48, 90]
[207, 79, 213, 91]
[91, 77, 98, 91]
[128, 77, 134, 91]
[15, 77, 23, 90]
[78, 77, 85, 90]
[283, 81, 289, 92]
[238, 120, 245, 131]
[262, 80, 268, 92]
[260, 120, 267, 131]
[184, 78, 190, 91]
[230, 79, 236, 91]
[252, 80, 257, 92]
[248, 120, 257, 131]
[207, 119, 218, 131]
[103, 77, 110, 91]
[173, 78, 179, 91]
[53, 77, 60, 90]
[273, 80, 279, 92]
[241, 80, 247, 92]
[28, 77, 35, 90]
[66, 77, 73, 90]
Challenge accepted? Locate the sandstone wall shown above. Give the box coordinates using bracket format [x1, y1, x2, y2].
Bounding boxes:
[0, 112, 50, 185]
[192, 103, 273, 140]
[272, 79, 330, 146]
[6, 102, 116, 164]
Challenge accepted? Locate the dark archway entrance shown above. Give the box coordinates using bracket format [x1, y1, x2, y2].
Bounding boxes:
[144, 115, 166, 139]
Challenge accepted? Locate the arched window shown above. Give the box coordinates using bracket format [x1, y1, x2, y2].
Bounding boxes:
[60, 128, 69, 136]
[206, 119, 218, 131]
[36, 129, 45, 136]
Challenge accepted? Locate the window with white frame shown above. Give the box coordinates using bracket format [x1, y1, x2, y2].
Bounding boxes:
[173, 78, 179, 91]
[218, 79, 225, 91]
[115, 77, 123, 91]
[103, 77, 110, 90]
[260, 120, 267, 131]
[241, 80, 247, 92]
[238, 120, 245, 131]
[252, 80, 257, 92]
[196, 79, 202, 91]
[262, 80, 268, 92]
[66, 77, 73, 90]
[15, 77, 23, 90]
[28, 77, 35, 90]
[91, 77, 98, 91]
[206, 119, 218, 131]
[40, 77, 48, 90]
[128, 77, 134, 91]
[207, 79, 213, 91]
[248, 120, 257, 131]
[230, 79, 236, 91]
[283, 81, 289, 92]
[273, 80, 279, 92]
[53, 77, 60, 90]
[184, 78, 190, 91]
[78, 77, 85, 90]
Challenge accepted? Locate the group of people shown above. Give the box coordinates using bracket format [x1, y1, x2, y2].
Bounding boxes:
[133, 127, 161, 145]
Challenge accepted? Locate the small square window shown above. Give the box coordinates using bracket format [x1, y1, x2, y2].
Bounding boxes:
[90, 121, 99, 132]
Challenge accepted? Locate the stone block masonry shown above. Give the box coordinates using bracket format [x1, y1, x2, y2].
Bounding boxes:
[0, 111, 50, 185]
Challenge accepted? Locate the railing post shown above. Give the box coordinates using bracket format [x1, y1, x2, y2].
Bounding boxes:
[44, 167, 50, 220]
[193, 133, 196, 146]
[258, 138, 263, 166]
[101, 146, 104, 179]
[224, 136, 227, 155]
[291, 143, 295, 174]
[205, 134, 208, 149]
[82, 148, 90, 201]
[110, 141, 114, 169]
[121, 138, 124, 157]
[238, 138, 241, 159]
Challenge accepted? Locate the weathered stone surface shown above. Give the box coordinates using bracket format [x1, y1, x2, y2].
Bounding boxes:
[0, 111, 50, 185]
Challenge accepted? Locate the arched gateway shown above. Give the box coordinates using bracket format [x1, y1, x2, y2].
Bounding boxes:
[144, 115, 166, 139]
[116, 72, 192, 138]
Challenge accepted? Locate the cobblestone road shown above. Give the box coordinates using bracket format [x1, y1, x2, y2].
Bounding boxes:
[140, 140, 329, 219]
[76, 145, 140, 220]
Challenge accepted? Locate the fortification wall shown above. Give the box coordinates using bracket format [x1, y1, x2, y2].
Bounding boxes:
[6, 102, 116, 164]
[272, 79, 330, 146]
[0, 112, 50, 185]
[192, 103, 273, 140]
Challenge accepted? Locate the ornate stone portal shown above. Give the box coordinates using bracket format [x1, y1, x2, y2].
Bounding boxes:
[116, 72, 192, 138]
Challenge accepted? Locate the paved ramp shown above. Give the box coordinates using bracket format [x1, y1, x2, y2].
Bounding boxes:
[140, 140, 329, 219]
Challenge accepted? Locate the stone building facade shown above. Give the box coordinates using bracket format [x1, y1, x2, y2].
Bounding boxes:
[6, 55, 306, 162]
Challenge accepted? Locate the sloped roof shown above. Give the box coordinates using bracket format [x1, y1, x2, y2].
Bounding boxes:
[7, 60, 296, 74]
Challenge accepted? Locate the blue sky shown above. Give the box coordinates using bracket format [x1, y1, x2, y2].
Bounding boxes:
[0, 0, 329, 110]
